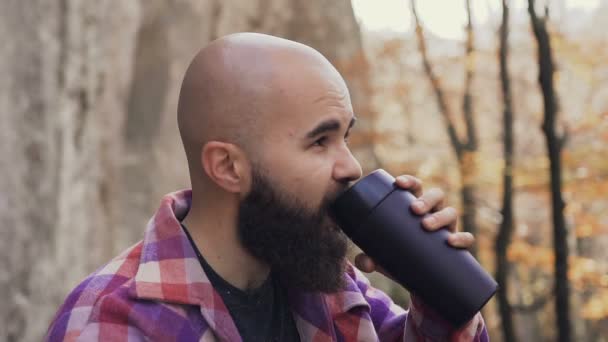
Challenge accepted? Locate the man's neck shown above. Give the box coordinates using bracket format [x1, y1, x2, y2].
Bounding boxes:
[181, 197, 271, 291]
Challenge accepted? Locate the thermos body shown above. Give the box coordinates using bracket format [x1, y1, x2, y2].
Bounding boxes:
[331, 169, 498, 327]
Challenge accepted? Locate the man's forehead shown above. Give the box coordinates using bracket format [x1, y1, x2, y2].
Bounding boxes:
[289, 90, 353, 132]
[313, 86, 350, 105]
[253, 51, 353, 134]
[286, 71, 352, 111]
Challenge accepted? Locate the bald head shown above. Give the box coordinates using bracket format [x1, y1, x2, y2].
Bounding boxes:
[177, 32, 350, 189]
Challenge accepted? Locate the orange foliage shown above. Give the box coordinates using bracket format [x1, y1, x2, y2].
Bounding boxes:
[507, 240, 554, 268]
[508, 240, 608, 290]
[377, 39, 405, 59]
[581, 289, 608, 321]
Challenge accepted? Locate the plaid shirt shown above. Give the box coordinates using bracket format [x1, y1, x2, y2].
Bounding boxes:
[46, 189, 489, 342]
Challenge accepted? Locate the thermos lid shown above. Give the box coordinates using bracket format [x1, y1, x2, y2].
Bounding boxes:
[330, 169, 396, 235]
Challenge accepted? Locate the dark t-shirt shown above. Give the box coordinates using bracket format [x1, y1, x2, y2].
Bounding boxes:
[182, 224, 301, 342]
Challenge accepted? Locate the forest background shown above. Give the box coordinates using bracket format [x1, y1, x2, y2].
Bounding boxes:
[1, 0, 606, 341]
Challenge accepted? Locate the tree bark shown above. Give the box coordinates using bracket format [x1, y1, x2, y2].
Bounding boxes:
[0, 2, 141, 340]
[527, 1, 572, 341]
[410, 0, 479, 256]
[495, 1, 517, 341]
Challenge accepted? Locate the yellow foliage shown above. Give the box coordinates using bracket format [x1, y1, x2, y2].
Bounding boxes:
[601, 274, 608, 287]
[581, 289, 608, 321]
[460, 151, 479, 185]
[508, 241, 608, 290]
[377, 39, 404, 59]
[507, 240, 554, 268]
[575, 224, 594, 238]
[569, 256, 608, 290]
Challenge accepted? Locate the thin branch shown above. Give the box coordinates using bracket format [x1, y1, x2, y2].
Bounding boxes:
[410, 0, 462, 157]
[559, 126, 569, 149]
[462, 0, 477, 151]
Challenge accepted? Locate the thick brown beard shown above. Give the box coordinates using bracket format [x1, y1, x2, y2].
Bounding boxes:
[237, 168, 349, 293]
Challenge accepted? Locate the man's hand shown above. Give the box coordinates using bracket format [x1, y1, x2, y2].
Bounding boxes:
[355, 175, 475, 276]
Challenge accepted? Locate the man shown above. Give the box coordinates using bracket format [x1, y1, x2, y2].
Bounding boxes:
[46, 33, 488, 341]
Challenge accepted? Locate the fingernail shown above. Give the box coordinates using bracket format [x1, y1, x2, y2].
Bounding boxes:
[447, 235, 458, 245]
[413, 200, 425, 211]
[423, 216, 436, 228]
[449, 235, 463, 247]
[399, 176, 410, 186]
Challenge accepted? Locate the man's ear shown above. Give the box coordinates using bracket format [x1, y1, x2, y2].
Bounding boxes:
[201, 141, 250, 194]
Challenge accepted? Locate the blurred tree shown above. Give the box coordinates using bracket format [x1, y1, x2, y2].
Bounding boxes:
[410, 0, 480, 256]
[495, 1, 516, 341]
[528, 1, 572, 341]
[358, 2, 608, 339]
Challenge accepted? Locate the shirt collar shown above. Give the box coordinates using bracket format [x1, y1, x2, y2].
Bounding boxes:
[127, 189, 369, 339]
[127, 189, 241, 341]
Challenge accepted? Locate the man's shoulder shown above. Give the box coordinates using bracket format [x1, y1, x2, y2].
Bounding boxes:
[71, 241, 143, 303]
[47, 239, 213, 341]
[46, 242, 145, 340]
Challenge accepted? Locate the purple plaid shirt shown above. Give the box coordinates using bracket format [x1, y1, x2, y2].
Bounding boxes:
[46, 189, 489, 341]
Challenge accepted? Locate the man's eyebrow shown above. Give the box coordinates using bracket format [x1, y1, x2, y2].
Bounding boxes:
[306, 116, 357, 139]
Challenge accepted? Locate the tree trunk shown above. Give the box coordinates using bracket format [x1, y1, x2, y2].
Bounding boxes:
[0, 2, 141, 340]
[495, 2, 517, 341]
[527, 1, 572, 341]
[0, 1, 371, 341]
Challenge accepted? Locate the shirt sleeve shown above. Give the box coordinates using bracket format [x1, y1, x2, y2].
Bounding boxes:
[348, 264, 490, 342]
[406, 295, 489, 342]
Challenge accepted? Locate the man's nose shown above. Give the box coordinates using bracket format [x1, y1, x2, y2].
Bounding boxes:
[333, 147, 363, 184]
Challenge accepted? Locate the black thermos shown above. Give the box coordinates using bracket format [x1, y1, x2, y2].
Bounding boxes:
[331, 169, 497, 327]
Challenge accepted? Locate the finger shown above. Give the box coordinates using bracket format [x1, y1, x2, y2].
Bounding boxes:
[447, 232, 475, 249]
[395, 175, 423, 197]
[354, 253, 376, 273]
[448, 214, 458, 232]
[422, 206, 458, 231]
[411, 187, 445, 215]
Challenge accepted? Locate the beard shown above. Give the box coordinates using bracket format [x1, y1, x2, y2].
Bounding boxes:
[237, 168, 349, 293]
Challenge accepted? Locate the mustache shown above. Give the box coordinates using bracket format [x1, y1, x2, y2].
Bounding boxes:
[332, 181, 353, 200]
[320, 184, 350, 218]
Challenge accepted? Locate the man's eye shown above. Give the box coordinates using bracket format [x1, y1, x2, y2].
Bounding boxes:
[313, 136, 328, 146]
